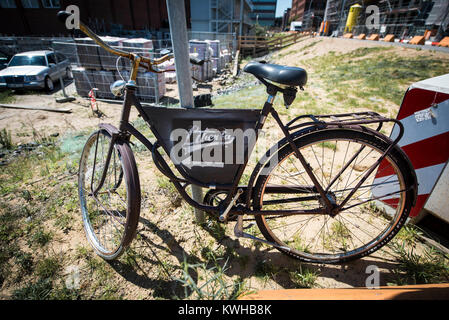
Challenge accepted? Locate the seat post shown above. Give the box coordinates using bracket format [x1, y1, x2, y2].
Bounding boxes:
[255, 84, 278, 131]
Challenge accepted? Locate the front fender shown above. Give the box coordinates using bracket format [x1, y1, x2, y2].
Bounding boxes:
[99, 123, 120, 136]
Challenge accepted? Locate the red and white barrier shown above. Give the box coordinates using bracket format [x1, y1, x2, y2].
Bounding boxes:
[373, 73, 449, 219]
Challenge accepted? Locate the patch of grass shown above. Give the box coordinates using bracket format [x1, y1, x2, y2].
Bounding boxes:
[28, 229, 53, 247]
[212, 85, 266, 110]
[395, 225, 423, 245]
[0, 89, 15, 104]
[306, 47, 449, 106]
[14, 250, 34, 275]
[0, 128, 14, 150]
[35, 256, 62, 279]
[54, 213, 74, 232]
[174, 256, 246, 300]
[289, 264, 319, 288]
[156, 176, 182, 207]
[12, 277, 81, 300]
[0, 203, 26, 286]
[389, 242, 449, 285]
[12, 278, 53, 300]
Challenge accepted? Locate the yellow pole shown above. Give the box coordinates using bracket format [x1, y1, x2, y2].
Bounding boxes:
[344, 4, 362, 33]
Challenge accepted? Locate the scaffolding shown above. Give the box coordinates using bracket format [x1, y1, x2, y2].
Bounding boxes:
[323, 0, 449, 40]
[191, 0, 253, 35]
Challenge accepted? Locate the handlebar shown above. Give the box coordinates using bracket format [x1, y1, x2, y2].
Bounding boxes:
[57, 11, 203, 73]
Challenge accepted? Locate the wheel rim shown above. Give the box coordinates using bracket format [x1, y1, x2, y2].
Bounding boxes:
[46, 77, 53, 90]
[78, 131, 128, 256]
[257, 133, 407, 262]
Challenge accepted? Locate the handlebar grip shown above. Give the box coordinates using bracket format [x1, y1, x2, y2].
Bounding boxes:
[190, 57, 204, 66]
[57, 11, 72, 24]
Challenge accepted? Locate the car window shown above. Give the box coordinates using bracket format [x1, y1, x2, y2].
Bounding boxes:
[47, 53, 56, 65]
[56, 52, 66, 62]
[8, 55, 47, 67]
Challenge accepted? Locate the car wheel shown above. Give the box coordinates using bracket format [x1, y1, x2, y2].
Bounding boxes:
[45, 76, 54, 92]
[65, 67, 73, 79]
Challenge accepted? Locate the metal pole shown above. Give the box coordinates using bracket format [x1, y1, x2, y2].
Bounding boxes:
[166, 0, 205, 224]
[50, 47, 75, 103]
[321, 0, 331, 36]
[239, 0, 244, 37]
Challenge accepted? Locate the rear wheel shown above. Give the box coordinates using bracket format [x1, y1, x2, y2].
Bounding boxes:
[78, 129, 140, 260]
[253, 128, 415, 264]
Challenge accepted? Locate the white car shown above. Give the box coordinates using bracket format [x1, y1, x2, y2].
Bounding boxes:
[0, 50, 71, 91]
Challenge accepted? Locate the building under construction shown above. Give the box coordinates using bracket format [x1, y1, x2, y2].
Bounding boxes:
[322, 0, 449, 40]
[190, 0, 254, 35]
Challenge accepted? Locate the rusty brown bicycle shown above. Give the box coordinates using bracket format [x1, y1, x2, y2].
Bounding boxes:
[58, 11, 418, 264]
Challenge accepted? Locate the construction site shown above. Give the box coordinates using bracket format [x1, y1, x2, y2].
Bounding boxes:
[1, 1, 449, 302]
[312, 0, 449, 42]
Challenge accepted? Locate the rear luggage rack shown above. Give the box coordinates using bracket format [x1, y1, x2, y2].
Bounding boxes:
[285, 111, 405, 155]
[286, 111, 397, 133]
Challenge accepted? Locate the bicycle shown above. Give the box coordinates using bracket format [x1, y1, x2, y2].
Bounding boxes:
[58, 11, 418, 264]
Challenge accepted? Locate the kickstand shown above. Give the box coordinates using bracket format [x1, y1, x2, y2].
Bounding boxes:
[233, 215, 291, 251]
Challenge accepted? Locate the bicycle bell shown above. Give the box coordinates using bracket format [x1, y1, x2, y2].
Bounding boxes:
[110, 80, 126, 97]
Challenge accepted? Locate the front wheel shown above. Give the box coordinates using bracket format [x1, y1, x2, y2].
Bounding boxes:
[252, 128, 416, 264]
[78, 129, 141, 260]
[44, 76, 54, 92]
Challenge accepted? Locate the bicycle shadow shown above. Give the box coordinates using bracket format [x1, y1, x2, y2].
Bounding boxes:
[108, 216, 202, 299]
[109, 215, 402, 297]
[200, 223, 402, 289]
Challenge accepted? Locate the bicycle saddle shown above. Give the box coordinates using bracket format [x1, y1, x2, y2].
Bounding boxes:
[243, 61, 307, 88]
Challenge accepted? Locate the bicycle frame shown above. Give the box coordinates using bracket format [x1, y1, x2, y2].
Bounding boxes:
[67, 9, 411, 223]
[90, 70, 410, 222]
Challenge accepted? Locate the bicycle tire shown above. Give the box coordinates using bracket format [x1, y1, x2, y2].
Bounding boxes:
[252, 127, 415, 264]
[78, 129, 141, 260]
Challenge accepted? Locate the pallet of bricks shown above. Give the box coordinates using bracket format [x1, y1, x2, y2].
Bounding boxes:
[206, 40, 221, 75]
[189, 40, 213, 81]
[71, 36, 165, 102]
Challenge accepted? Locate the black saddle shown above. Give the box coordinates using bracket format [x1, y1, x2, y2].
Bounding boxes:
[243, 61, 307, 88]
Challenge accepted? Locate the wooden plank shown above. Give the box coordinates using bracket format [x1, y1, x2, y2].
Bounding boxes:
[0, 103, 72, 113]
[240, 283, 449, 300]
